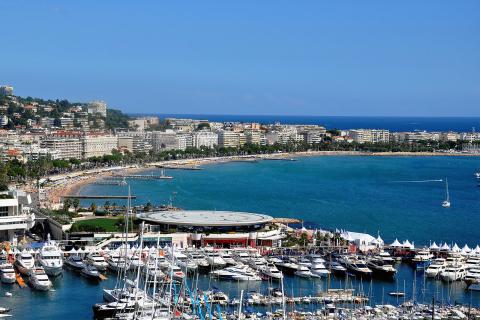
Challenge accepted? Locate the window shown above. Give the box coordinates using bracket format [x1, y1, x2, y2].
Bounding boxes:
[0, 207, 9, 217]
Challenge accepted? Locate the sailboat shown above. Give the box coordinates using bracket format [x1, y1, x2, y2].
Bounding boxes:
[442, 178, 451, 208]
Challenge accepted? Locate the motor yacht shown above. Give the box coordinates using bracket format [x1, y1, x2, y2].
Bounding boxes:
[219, 251, 236, 265]
[85, 253, 108, 271]
[376, 251, 395, 265]
[366, 258, 396, 278]
[425, 258, 446, 278]
[166, 264, 185, 281]
[310, 262, 331, 278]
[465, 256, 480, 270]
[340, 256, 372, 277]
[441, 263, 467, 281]
[275, 258, 299, 275]
[294, 265, 314, 278]
[128, 254, 144, 271]
[259, 263, 283, 280]
[463, 268, 480, 285]
[0, 263, 16, 284]
[412, 250, 433, 270]
[170, 250, 197, 272]
[211, 265, 261, 281]
[248, 257, 268, 270]
[14, 252, 35, 276]
[65, 255, 85, 271]
[28, 266, 52, 291]
[187, 251, 209, 270]
[232, 250, 251, 263]
[297, 258, 312, 268]
[107, 254, 130, 272]
[81, 264, 102, 281]
[38, 237, 63, 277]
[203, 250, 226, 268]
[326, 261, 347, 274]
[142, 260, 165, 280]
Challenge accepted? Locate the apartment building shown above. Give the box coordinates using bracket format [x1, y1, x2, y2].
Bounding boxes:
[40, 137, 83, 159]
[87, 100, 107, 117]
[218, 131, 240, 148]
[245, 130, 261, 145]
[151, 130, 183, 151]
[349, 129, 390, 143]
[192, 131, 218, 148]
[82, 134, 118, 158]
[0, 190, 35, 243]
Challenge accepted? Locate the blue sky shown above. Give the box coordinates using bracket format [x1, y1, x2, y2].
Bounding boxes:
[1, 1, 479, 116]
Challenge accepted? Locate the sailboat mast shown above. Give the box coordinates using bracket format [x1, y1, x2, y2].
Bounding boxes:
[445, 178, 449, 201]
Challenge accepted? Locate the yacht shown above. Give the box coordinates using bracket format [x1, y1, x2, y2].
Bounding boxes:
[107, 254, 130, 272]
[170, 250, 197, 272]
[259, 263, 283, 280]
[14, 252, 35, 276]
[28, 266, 53, 291]
[38, 237, 63, 277]
[442, 178, 451, 208]
[248, 257, 268, 270]
[297, 258, 312, 268]
[65, 255, 85, 271]
[232, 250, 251, 263]
[425, 258, 446, 278]
[463, 268, 480, 285]
[441, 263, 467, 281]
[0, 263, 16, 284]
[166, 264, 185, 281]
[326, 261, 347, 274]
[412, 250, 434, 270]
[275, 258, 299, 275]
[127, 254, 144, 271]
[142, 260, 165, 280]
[366, 258, 397, 278]
[340, 256, 372, 277]
[376, 251, 395, 265]
[475, 172, 480, 179]
[85, 253, 108, 271]
[308, 254, 326, 264]
[187, 251, 209, 270]
[211, 265, 261, 281]
[294, 265, 314, 278]
[81, 264, 102, 281]
[203, 250, 226, 268]
[220, 251, 236, 265]
[465, 256, 480, 270]
[310, 263, 331, 277]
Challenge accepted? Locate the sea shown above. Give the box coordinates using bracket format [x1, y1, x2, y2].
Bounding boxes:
[3, 156, 480, 319]
[131, 114, 480, 132]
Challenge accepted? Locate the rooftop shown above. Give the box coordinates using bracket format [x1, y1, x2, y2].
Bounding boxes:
[139, 210, 273, 227]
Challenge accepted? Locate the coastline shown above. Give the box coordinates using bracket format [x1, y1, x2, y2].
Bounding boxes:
[39, 150, 480, 208]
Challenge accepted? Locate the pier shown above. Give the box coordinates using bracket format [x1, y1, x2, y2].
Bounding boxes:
[62, 195, 137, 199]
[112, 174, 173, 180]
[156, 165, 202, 170]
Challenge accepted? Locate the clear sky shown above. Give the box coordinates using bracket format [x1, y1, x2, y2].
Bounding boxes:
[1, 1, 479, 116]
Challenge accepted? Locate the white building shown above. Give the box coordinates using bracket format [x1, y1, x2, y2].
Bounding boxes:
[349, 129, 390, 143]
[87, 100, 107, 117]
[0, 190, 35, 243]
[192, 131, 218, 148]
[82, 134, 118, 158]
[218, 131, 240, 148]
[151, 130, 183, 151]
[40, 137, 83, 159]
[0, 85, 13, 96]
[0, 115, 8, 127]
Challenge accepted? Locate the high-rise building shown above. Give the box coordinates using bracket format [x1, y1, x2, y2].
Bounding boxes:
[82, 134, 118, 158]
[349, 129, 390, 143]
[245, 130, 261, 145]
[0, 190, 35, 243]
[151, 130, 183, 151]
[40, 137, 83, 159]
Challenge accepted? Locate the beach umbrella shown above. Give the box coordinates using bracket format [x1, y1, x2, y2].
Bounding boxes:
[390, 239, 402, 247]
[429, 242, 439, 250]
[451, 243, 461, 253]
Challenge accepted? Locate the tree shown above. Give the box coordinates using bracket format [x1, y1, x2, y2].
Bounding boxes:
[63, 198, 72, 211]
[72, 198, 80, 212]
[89, 202, 97, 212]
[104, 200, 111, 212]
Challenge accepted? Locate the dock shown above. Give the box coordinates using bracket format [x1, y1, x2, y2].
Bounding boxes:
[156, 165, 202, 171]
[62, 195, 137, 199]
[112, 174, 173, 180]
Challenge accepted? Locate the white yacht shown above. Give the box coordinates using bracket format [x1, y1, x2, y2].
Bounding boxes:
[340, 256, 372, 277]
[142, 260, 165, 280]
[203, 250, 226, 268]
[442, 178, 451, 208]
[326, 261, 347, 274]
[425, 258, 446, 278]
[412, 250, 434, 270]
[294, 265, 314, 278]
[170, 250, 197, 272]
[232, 250, 251, 263]
[219, 251, 236, 265]
[475, 172, 480, 179]
[310, 263, 331, 277]
[28, 266, 52, 291]
[211, 265, 261, 281]
[107, 254, 130, 272]
[259, 263, 283, 280]
[376, 251, 395, 265]
[14, 252, 35, 276]
[297, 258, 312, 268]
[166, 264, 185, 281]
[187, 251, 209, 269]
[441, 263, 467, 281]
[465, 256, 480, 270]
[127, 254, 144, 271]
[248, 257, 268, 270]
[86, 253, 108, 271]
[0, 263, 16, 284]
[81, 265, 102, 280]
[38, 237, 63, 277]
[463, 268, 480, 285]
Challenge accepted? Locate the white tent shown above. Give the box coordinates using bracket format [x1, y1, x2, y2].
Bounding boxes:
[390, 239, 402, 247]
[440, 242, 451, 251]
[451, 243, 461, 253]
[429, 242, 440, 250]
[376, 235, 384, 245]
[461, 244, 471, 254]
[402, 240, 414, 249]
[474, 245, 480, 255]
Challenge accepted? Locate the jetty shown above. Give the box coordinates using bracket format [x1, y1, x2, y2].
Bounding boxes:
[112, 174, 173, 180]
[62, 195, 137, 199]
[156, 165, 202, 170]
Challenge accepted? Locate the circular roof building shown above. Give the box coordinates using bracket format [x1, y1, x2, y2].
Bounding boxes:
[139, 210, 273, 232]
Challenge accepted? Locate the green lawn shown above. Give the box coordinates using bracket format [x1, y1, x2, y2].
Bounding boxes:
[70, 218, 122, 232]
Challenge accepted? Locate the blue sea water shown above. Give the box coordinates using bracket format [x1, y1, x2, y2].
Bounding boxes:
[4, 156, 480, 319]
[131, 114, 480, 132]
